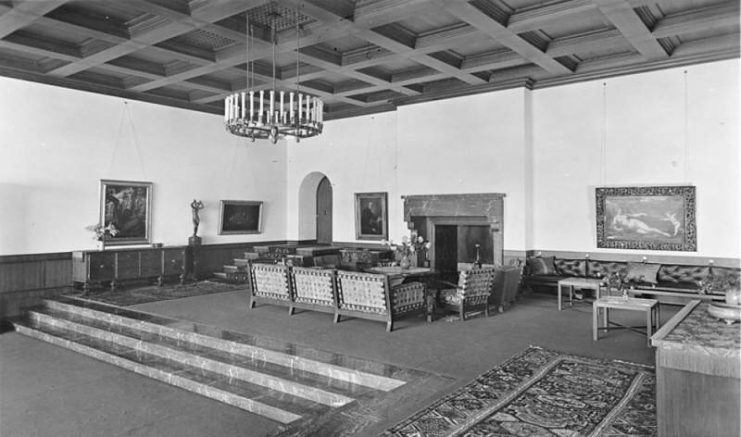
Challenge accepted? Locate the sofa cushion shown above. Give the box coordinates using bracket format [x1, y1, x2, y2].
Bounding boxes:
[657, 264, 710, 285]
[710, 267, 741, 290]
[587, 260, 627, 279]
[625, 262, 660, 285]
[528, 256, 557, 276]
[554, 258, 586, 277]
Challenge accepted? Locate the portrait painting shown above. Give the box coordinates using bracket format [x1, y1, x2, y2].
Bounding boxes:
[100, 179, 153, 245]
[355, 192, 388, 240]
[596, 186, 696, 251]
[219, 200, 263, 234]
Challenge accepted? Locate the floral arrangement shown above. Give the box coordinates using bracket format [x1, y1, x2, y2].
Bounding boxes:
[85, 223, 119, 241]
[383, 231, 431, 264]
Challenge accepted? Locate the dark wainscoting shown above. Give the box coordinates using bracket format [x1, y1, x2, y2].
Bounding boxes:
[196, 240, 288, 278]
[0, 241, 291, 320]
[0, 252, 73, 319]
[0, 252, 72, 294]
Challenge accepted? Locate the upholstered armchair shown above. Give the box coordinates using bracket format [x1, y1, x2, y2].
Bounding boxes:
[490, 264, 523, 313]
[249, 263, 294, 314]
[335, 271, 428, 332]
[290, 267, 338, 319]
[439, 266, 496, 320]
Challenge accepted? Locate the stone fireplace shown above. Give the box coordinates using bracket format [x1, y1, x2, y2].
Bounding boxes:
[402, 193, 505, 280]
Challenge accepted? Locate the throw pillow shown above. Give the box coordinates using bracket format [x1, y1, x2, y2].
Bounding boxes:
[625, 262, 660, 284]
[554, 259, 587, 277]
[528, 256, 557, 276]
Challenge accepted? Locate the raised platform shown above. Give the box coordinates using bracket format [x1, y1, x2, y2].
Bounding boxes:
[10, 295, 446, 434]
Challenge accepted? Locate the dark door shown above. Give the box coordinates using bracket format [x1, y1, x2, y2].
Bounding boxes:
[435, 225, 458, 283]
[316, 177, 332, 244]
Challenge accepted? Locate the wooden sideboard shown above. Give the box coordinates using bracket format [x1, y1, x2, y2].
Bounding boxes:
[72, 247, 188, 291]
[651, 300, 741, 437]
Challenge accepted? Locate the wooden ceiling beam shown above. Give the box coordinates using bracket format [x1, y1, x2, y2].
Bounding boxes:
[46, 0, 254, 78]
[652, 2, 740, 38]
[0, 0, 70, 39]
[508, 0, 594, 33]
[353, 0, 442, 27]
[434, 0, 572, 75]
[592, 0, 668, 60]
[291, 0, 487, 86]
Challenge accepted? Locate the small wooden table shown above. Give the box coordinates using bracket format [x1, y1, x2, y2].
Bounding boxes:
[593, 296, 659, 346]
[365, 266, 438, 318]
[557, 277, 604, 310]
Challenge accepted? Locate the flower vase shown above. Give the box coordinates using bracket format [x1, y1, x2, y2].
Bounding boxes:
[97, 240, 105, 251]
[400, 254, 412, 270]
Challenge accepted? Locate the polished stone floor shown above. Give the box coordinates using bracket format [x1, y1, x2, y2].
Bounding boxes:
[1, 289, 678, 437]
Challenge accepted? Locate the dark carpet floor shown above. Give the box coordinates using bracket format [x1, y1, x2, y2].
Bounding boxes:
[1, 287, 680, 437]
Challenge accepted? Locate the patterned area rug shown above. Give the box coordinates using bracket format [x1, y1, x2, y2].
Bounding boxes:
[384, 346, 655, 437]
[65, 280, 247, 307]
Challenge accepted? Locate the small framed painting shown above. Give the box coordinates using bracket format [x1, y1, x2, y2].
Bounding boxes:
[596, 186, 696, 251]
[219, 200, 263, 234]
[100, 179, 153, 246]
[355, 192, 388, 241]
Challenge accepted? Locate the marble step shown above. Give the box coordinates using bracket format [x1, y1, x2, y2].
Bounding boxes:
[27, 309, 356, 408]
[37, 306, 378, 398]
[45, 297, 407, 392]
[234, 258, 251, 267]
[13, 319, 310, 424]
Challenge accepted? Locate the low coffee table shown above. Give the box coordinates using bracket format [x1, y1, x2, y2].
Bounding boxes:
[557, 277, 604, 311]
[593, 296, 660, 346]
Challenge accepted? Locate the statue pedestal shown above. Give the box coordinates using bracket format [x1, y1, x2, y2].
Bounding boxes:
[187, 236, 202, 281]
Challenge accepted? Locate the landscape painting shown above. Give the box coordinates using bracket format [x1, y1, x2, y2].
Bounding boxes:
[219, 200, 263, 234]
[596, 186, 696, 251]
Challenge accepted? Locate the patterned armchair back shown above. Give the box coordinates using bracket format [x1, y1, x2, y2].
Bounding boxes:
[458, 267, 496, 300]
[336, 271, 389, 314]
[251, 263, 292, 301]
[291, 267, 336, 306]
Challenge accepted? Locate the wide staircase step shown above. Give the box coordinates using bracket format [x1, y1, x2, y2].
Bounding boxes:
[11, 296, 409, 426]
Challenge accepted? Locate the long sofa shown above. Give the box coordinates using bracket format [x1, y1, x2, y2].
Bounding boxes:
[524, 255, 740, 302]
[248, 262, 428, 332]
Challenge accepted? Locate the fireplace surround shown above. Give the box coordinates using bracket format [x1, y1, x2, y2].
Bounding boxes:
[402, 193, 505, 271]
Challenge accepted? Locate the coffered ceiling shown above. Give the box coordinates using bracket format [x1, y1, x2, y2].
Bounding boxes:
[0, 0, 738, 121]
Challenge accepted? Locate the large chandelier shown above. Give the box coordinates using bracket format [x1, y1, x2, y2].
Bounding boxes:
[224, 4, 323, 144]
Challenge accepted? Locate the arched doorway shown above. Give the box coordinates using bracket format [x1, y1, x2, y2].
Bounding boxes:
[297, 172, 333, 244]
[316, 176, 332, 244]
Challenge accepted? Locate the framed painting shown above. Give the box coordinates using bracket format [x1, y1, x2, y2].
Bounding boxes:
[355, 192, 388, 240]
[100, 179, 153, 246]
[596, 186, 696, 251]
[219, 200, 263, 234]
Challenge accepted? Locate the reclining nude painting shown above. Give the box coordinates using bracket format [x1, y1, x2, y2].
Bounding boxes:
[596, 186, 696, 251]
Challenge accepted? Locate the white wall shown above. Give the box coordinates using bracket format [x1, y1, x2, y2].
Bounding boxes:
[2, 58, 738, 261]
[0, 77, 288, 255]
[532, 59, 739, 259]
[286, 89, 530, 248]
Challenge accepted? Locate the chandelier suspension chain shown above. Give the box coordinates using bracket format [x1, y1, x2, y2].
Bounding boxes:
[223, 2, 323, 143]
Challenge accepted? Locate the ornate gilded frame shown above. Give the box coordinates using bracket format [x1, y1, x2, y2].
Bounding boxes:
[596, 185, 696, 251]
[100, 179, 153, 246]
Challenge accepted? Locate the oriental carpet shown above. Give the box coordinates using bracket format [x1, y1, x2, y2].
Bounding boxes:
[384, 346, 655, 437]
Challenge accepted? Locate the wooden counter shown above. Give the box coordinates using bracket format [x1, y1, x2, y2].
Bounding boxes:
[651, 300, 741, 436]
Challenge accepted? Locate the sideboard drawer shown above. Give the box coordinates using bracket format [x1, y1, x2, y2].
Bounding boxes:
[88, 253, 115, 280]
[139, 250, 161, 277]
[116, 251, 140, 280]
[162, 248, 186, 276]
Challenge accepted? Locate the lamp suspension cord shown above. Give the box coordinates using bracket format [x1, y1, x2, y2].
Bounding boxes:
[295, 5, 300, 127]
[272, 11, 277, 93]
[248, 13, 253, 89]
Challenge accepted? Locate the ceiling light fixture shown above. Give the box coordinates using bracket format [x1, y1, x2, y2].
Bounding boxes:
[224, 3, 323, 144]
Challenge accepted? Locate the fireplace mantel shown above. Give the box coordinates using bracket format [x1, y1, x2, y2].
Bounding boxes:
[402, 193, 505, 266]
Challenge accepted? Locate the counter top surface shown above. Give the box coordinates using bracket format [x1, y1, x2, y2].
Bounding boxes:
[654, 301, 740, 357]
